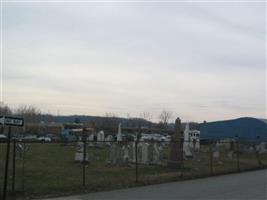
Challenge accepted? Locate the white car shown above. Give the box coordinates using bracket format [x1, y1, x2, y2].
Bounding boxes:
[38, 136, 52, 142]
[0, 134, 7, 141]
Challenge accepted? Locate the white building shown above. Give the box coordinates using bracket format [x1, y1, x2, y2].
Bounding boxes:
[183, 123, 200, 157]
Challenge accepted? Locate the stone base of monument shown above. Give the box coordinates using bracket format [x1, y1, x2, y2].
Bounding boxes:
[167, 160, 184, 168]
[75, 152, 89, 163]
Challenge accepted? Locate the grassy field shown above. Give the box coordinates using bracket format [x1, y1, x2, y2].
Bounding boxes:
[0, 142, 266, 199]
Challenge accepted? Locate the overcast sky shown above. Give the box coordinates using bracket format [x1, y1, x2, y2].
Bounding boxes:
[2, 1, 266, 122]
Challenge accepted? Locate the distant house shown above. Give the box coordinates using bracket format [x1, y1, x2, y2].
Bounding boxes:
[63, 123, 84, 130]
[22, 123, 63, 136]
[46, 124, 63, 135]
[200, 117, 267, 141]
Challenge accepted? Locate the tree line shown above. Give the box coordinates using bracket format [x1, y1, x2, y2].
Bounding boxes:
[0, 103, 198, 131]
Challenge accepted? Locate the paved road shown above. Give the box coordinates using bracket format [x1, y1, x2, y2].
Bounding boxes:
[44, 170, 267, 200]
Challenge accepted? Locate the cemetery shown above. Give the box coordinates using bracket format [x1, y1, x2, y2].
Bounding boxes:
[0, 118, 267, 197]
[0, 118, 267, 199]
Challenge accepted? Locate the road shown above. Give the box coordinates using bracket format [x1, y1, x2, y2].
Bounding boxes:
[44, 169, 267, 200]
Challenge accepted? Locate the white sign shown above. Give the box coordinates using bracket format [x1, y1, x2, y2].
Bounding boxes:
[0, 116, 24, 127]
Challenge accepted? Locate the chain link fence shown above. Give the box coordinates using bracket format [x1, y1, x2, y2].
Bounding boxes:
[1, 139, 267, 199]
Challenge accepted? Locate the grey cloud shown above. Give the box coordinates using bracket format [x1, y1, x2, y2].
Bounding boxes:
[3, 3, 266, 121]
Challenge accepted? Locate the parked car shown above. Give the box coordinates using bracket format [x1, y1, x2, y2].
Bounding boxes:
[22, 135, 38, 142]
[0, 134, 7, 141]
[46, 134, 61, 142]
[37, 136, 52, 142]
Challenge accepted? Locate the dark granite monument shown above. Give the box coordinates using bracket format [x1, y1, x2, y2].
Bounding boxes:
[168, 117, 183, 168]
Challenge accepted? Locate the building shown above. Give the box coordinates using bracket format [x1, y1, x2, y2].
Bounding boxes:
[200, 117, 267, 141]
[46, 124, 63, 135]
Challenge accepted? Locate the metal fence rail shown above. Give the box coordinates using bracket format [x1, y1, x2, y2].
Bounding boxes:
[1, 139, 267, 199]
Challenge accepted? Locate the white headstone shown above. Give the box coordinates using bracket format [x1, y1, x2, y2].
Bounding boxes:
[152, 143, 161, 165]
[213, 150, 220, 160]
[128, 142, 136, 163]
[184, 145, 193, 157]
[248, 146, 254, 153]
[183, 123, 192, 157]
[141, 143, 149, 164]
[97, 131, 105, 142]
[117, 123, 122, 142]
[75, 142, 88, 162]
[122, 145, 129, 163]
[88, 133, 95, 147]
[88, 134, 94, 141]
[105, 135, 114, 142]
[105, 135, 114, 146]
[256, 142, 266, 154]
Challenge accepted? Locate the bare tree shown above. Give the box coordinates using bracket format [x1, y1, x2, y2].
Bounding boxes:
[0, 103, 12, 115]
[101, 112, 119, 130]
[105, 112, 117, 118]
[0, 103, 12, 134]
[159, 110, 172, 129]
[140, 112, 153, 128]
[126, 113, 131, 127]
[14, 105, 42, 123]
[126, 113, 131, 119]
[140, 112, 153, 121]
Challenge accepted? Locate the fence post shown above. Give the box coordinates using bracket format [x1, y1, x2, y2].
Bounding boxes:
[256, 148, 262, 168]
[12, 139, 16, 193]
[135, 140, 138, 184]
[181, 139, 184, 169]
[209, 141, 213, 175]
[236, 141, 240, 172]
[22, 141, 25, 194]
[3, 126, 11, 200]
[82, 130, 86, 187]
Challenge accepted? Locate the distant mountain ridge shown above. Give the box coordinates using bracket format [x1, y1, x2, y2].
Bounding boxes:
[40, 114, 152, 128]
[40, 115, 199, 130]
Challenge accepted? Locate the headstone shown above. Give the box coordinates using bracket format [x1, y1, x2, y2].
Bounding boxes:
[122, 145, 129, 163]
[137, 143, 143, 164]
[108, 143, 116, 164]
[128, 142, 136, 163]
[227, 151, 234, 160]
[168, 118, 183, 168]
[108, 143, 123, 164]
[213, 151, 220, 159]
[148, 143, 154, 164]
[105, 135, 114, 142]
[97, 131, 105, 147]
[88, 134, 94, 141]
[195, 139, 200, 151]
[105, 135, 114, 146]
[223, 139, 231, 151]
[75, 142, 88, 162]
[152, 143, 161, 165]
[256, 142, 266, 154]
[217, 160, 223, 165]
[184, 145, 193, 158]
[248, 146, 254, 153]
[117, 123, 122, 142]
[183, 123, 192, 158]
[141, 142, 149, 164]
[88, 133, 95, 147]
[97, 131, 105, 142]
